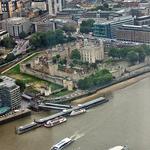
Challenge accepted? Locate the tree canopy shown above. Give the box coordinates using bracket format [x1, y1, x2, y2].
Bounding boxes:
[29, 29, 75, 49]
[71, 49, 81, 60]
[90, 2, 111, 11]
[15, 79, 26, 92]
[62, 24, 76, 33]
[1, 37, 16, 49]
[108, 45, 148, 64]
[80, 19, 95, 34]
[127, 51, 139, 64]
[19, 31, 27, 39]
[5, 53, 16, 62]
[78, 69, 113, 90]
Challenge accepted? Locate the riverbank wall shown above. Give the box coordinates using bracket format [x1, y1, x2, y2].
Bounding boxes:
[49, 66, 150, 104]
[0, 109, 31, 125]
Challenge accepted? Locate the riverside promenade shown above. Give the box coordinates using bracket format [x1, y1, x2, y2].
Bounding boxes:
[0, 109, 31, 125]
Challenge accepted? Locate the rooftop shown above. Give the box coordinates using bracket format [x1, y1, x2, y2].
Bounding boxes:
[0, 30, 8, 36]
[0, 76, 17, 89]
[4, 17, 29, 25]
[119, 24, 150, 31]
[94, 16, 133, 25]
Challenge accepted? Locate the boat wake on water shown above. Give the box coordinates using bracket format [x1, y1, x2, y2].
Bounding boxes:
[70, 131, 85, 141]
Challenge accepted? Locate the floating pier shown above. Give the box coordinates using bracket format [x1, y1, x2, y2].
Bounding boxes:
[16, 97, 108, 134]
[44, 103, 72, 109]
[38, 103, 72, 110]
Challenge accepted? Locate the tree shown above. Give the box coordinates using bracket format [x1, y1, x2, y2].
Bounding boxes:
[138, 49, 145, 63]
[55, 29, 65, 44]
[142, 44, 150, 56]
[46, 30, 56, 46]
[119, 48, 129, 59]
[5, 53, 16, 62]
[103, 3, 109, 9]
[1, 37, 16, 49]
[78, 69, 112, 90]
[127, 51, 139, 64]
[80, 19, 95, 34]
[56, 54, 60, 60]
[19, 31, 27, 39]
[15, 80, 26, 92]
[0, 58, 5, 65]
[29, 33, 42, 48]
[62, 57, 67, 65]
[62, 25, 76, 33]
[29, 29, 74, 49]
[71, 49, 81, 60]
[108, 48, 120, 58]
[59, 57, 67, 65]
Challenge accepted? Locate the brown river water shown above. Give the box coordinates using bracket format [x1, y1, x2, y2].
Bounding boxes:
[1, 76, 150, 150]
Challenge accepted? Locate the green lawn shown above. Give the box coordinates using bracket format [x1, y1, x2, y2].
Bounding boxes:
[6, 64, 20, 74]
[5, 64, 62, 91]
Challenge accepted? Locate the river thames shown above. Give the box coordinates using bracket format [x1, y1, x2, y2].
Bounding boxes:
[1, 77, 150, 150]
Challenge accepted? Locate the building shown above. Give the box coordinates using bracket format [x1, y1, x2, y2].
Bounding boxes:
[123, 0, 139, 8]
[134, 15, 150, 26]
[0, 0, 24, 19]
[0, 29, 9, 41]
[49, 18, 77, 29]
[93, 16, 134, 39]
[117, 24, 150, 43]
[130, 7, 150, 17]
[1, 17, 31, 37]
[31, 0, 47, 11]
[33, 21, 55, 32]
[80, 39, 104, 63]
[48, 0, 62, 16]
[0, 76, 21, 110]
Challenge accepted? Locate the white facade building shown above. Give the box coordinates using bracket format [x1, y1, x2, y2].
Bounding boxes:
[81, 39, 104, 63]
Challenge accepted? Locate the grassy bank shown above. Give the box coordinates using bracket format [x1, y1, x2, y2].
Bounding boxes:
[4, 64, 62, 91]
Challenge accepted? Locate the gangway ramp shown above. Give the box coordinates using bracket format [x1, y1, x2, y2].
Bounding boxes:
[44, 103, 72, 109]
[38, 104, 66, 110]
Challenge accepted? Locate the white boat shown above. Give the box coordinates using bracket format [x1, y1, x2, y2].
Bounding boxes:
[50, 137, 73, 150]
[44, 116, 67, 128]
[109, 145, 128, 150]
[70, 109, 86, 116]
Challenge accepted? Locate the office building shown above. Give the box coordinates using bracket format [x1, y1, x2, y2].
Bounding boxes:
[0, 76, 21, 110]
[34, 21, 55, 32]
[134, 15, 150, 26]
[93, 16, 134, 39]
[1, 17, 31, 37]
[117, 24, 150, 43]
